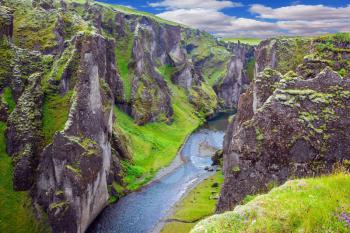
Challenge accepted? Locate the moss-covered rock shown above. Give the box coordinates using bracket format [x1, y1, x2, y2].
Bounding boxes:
[6, 73, 43, 191]
[218, 65, 350, 212]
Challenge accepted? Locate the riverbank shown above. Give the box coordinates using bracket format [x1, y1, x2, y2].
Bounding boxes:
[160, 171, 224, 233]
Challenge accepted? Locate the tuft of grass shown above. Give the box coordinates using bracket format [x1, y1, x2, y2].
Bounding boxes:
[192, 173, 350, 233]
[222, 38, 262, 46]
[161, 172, 224, 233]
[0, 122, 49, 233]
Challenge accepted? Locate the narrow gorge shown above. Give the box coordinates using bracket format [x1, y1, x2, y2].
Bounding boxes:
[0, 0, 349, 233]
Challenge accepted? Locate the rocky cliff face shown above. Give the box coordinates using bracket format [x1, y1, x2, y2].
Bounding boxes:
[218, 35, 350, 212]
[0, 0, 254, 232]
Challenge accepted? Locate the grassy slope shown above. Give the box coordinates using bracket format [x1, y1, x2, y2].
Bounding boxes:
[192, 173, 350, 233]
[161, 171, 224, 233]
[0, 122, 49, 233]
[223, 38, 262, 46]
[115, 65, 203, 190]
[96, 1, 182, 26]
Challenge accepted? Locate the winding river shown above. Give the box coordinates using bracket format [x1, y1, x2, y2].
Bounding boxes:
[87, 114, 230, 233]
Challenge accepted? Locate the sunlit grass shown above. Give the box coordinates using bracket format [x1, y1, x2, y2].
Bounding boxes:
[222, 38, 262, 46]
[161, 172, 224, 233]
[0, 122, 49, 233]
[192, 173, 350, 233]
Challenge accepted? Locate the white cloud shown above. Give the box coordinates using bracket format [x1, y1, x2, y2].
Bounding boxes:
[250, 4, 350, 21]
[149, 2, 350, 38]
[157, 9, 280, 38]
[149, 0, 242, 10]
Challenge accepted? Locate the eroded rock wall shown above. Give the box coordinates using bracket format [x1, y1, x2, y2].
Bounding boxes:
[218, 36, 350, 212]
[35, 34, 118, 233]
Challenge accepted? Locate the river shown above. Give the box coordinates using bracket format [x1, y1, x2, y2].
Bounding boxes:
[87, 113, 230, 233]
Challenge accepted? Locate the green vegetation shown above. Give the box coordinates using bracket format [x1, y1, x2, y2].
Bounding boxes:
[0, 38, 13, 88]
[246, 58, 255, 82]
[42, 91, 73, 144]
[97, 2, 183, 26]
[2, 87, 16, 112]
[192, 173, 350, 233]
[115, 100, 201, 190]
[114, 33, 134, 101]
[115, 64, 209, 190]
[11, 1, 57, 51]
[162, 172, 224, 233]
[0, 122, 49, 233]
[185, 31, 230, 87]
[222, 38, 262, 46]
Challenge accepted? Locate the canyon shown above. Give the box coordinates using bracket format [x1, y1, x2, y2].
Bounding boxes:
[0, 0, 349, 233]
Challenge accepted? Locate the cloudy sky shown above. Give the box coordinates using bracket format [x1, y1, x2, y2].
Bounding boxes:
[100, 0, 350, 38]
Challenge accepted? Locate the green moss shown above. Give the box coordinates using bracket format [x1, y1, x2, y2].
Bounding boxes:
[161, 172, 224, 233]
[42, 91, 73, 145]
[192, 173, 350, 233]
[0, 122, 49, 233]
[2, 87, 16, 112]
[255, 127, 264, 141]
[12, 4, 57, 51]
[49, 201, 68, 211]
[0, 39, 13, 88]
[338, 68, 347, 78]
[65, 164, 81, 176]
[232, 165, 241, 173]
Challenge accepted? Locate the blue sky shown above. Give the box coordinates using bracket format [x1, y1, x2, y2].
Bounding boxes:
[98, 0, 350, 38]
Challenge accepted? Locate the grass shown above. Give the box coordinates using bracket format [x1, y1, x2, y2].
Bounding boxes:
[0, 122, 49, 233]
[222, 38, 262, 46]
[192, 173, 350, 233]
[161, 171, 224, 233]
[2, 87, 16, 112]
[115, 65, 204, 190]
[114, 33, 134, 101]
[42, 91, 73, 145]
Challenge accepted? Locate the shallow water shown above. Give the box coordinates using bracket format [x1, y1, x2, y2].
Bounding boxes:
[87, 114, 230, 233]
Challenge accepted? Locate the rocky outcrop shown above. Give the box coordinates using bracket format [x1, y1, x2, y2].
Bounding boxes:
[0, 6, 13, 40]
[35, 34, 120, 233]
[6, 73, 43, 191]
[218, 36, 350, 212]
[214, 43, 254, 109]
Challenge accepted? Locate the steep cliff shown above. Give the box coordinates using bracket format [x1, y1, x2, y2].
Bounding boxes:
[218, 34, 350, 212]
[0, 0, 254, 232]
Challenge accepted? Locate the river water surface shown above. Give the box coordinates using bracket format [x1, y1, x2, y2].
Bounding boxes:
[87, 114, 230, 233]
